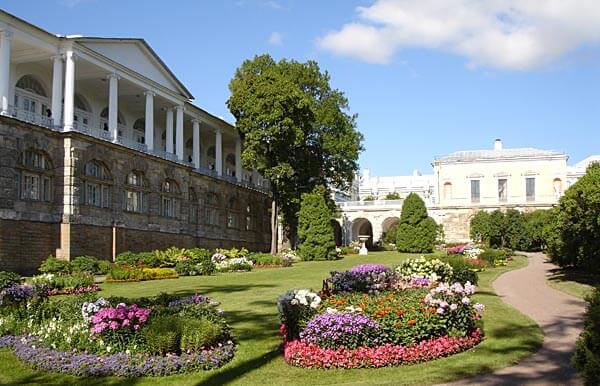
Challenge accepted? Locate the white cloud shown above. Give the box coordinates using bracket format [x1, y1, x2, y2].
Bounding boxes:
[316, 0, 600, 70]
[268, 31, 284, 45]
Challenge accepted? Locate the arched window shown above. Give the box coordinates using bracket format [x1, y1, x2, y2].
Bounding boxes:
[161, 179, 180, 218]
[81, 161, 111, 208]
[205, 191, 220, 226]
[74, 93, 90, 112]
[18, 150, 52, 202]
[124, 171, 148, 213]
[16, 75, 47, 97]
[553, 178, 563, 197]
[100, 107, 125, 136]
[133, 118, 145, 144]
[443, 182, 452, 200]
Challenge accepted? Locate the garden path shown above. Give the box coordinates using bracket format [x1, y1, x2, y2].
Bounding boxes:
[442, 252, 586, 386]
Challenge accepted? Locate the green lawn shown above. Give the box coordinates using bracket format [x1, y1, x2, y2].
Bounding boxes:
[546, 265, 597, 300]
[0, 252, 542, 386]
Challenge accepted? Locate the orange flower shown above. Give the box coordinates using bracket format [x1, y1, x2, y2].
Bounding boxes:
[407, 320, 416, 326]
[396, 310, 405, 317]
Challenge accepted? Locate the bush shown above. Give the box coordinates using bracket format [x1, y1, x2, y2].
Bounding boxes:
[180, 318, 223, 351]
[573, 287, 600, 385]
[143, 315, 183, 355]
[396, 193, 437, 253]
[504, 209, 527, 250]
[395, 256, 453, 282]
[71, 256, 100, 274]
[51, 272, 95, 289]
[215, 258, 253, 272]
[106, 265, 144, 282]
[548, 163, 600, 272]
[115, 251, 160, 268]
[97, 260, 112, 275]
[0, 271, 21, 291]
[479, 248, 507, 265]
[338, 246, 357, 255]
[250, 253, 282, 266]
[451, 266, 479, 285]
[297, 188, 338, 261]
[39, 256, 71, 274]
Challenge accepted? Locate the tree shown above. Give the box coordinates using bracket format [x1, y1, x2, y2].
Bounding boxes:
[363, 195, 376, 201]
[470, 211, 491, 244]
[548, 163, 600, 271]
[384, 192, 401, 200]
[504, 209, 526, 250]
[396, 193, 437, 253]
[488, 210, 507, 248]
[522, 209, 552, 251]
[383, 223, 399, 244]
[227, 54, 363, 253]
[297, 187, 338, 261]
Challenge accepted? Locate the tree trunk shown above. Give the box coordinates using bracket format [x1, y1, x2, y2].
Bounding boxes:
[270, 200, 278, 255]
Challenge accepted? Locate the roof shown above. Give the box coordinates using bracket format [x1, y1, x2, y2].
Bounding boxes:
[436, 147, 567, 163]
[574, 155, 600, 169]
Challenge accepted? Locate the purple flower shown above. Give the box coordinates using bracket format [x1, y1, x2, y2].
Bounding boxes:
[300, 313, 379, 349]
[348, 264, 389, 275]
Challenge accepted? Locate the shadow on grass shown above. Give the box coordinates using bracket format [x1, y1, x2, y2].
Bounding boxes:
[546, 264, 600, 288]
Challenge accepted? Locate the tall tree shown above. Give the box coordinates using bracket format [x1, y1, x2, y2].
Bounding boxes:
[227, 54, 363, 253]
[396, 193, 438, 253]
[297, 187, 338, 261]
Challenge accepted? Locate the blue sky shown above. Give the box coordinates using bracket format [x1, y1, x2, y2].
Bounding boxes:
[3, 0, 599, 175]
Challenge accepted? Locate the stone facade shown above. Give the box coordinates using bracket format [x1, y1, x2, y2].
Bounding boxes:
[0, 116, 271, 274]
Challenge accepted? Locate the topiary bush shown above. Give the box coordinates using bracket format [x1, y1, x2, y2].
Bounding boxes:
[39, 256, 71, 274]
[396, 193, 438, 253]
[573, 287, 600, 385]
[297, 187, 338, 261]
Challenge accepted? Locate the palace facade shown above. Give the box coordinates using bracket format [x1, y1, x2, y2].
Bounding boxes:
[0, 11, 271, 273]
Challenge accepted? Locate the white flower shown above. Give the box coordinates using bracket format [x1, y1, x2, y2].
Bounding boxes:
[462, 297, 471, 305]
[474, 303, 485, 312]
[290, 299, 299, 305]
[450, 303, 458, 311]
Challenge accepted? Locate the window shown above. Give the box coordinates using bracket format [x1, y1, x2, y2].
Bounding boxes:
[160, 180, 180, 218]
[133, 118, 145, 144]
[526, 178, 535, 202]
[189, 187, 198, 224]
[205, 192, 220, 226]
[81, 161, 111, 208]
[16, 75, 47, 97]
[498, 179, 507, 202]
[18, 150, 52, 202]
[443, 182, 452, 200]
[470, 180, 480, 203]
[245, 204, 252, 231]
[553, 178, 563, 197]
[125, 171, 148, 213]
[226, 198, 238, 228]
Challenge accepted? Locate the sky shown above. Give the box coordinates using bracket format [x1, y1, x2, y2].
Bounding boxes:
[3, 0, 599, 175]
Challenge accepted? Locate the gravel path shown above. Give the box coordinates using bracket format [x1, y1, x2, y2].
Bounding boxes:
[442, 252, 587, 386]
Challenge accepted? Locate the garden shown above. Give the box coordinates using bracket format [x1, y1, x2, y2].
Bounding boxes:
[0, 251, 542, 386]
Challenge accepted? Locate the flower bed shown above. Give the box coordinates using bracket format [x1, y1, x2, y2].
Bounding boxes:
[278, 260, 484, 369]
[31, 272, 100, 296]
[106, 266, 179, 282]
[0, 291, 236, 377]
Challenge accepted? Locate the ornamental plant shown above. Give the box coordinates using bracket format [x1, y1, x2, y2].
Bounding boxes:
[297, 188, 338, 261]
[424, 282, 484, 337]
[300, 312, 380, 349]
[328, 264, 392, 293]
[277, 289, 321, 341]
[395, 257, 453, 283]
[90, 304, 151, 334]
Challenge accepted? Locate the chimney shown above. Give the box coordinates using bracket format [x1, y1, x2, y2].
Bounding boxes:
[494, 139, 503, 151]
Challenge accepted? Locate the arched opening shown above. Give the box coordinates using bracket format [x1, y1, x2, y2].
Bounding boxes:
[443, 182, 452, 200]
[14, 75, 50, 121]
[100, 107, 125, 136]
[381, 217, 400, 244]
[225, 153, 236, 177]
[74, 93, 92, 130]
[133, 118, 145, 144]
[351, 218, 373, 249]
[331, 220, 342, 246]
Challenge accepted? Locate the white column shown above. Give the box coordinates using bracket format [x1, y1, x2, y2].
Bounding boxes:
[165, 108, 174, 153]
[0, 30, 12, 115]
[144, 91, 154, 151]
[63, 50, 76, 131]
[215, 128, 223, 176]
[51, 55, 63, 126]
[108, 73, 119, 141]
[192, 119, 200, 169]
[235, 137, 242, 182]
[175, 105, 184, 160]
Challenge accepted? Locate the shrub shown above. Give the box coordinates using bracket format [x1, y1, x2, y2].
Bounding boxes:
[215, 257, 253, 272]
[106, 265, 144, 282]
[115, 251, 160, 268]
[573, 287, 600, 385]
[215, 247, 249, 259]
[396, 193, 437, 253]
[174, 248, 216, 276]
[504, 209, 527, 250]
[141, 268, 178, 280]
[451, 266, 479, 285]
[395, 257, 453, 283]
[39, 256, 71, 274]
[0, 271, 21, 291]
[548, 163, 600, 271]
[143, 315, 182, 355]
[250, 253, 282, 266]
[51, 272, 95, 289]
[338, 246, 356, 255]
[522, 209, 552, 251]
[479, 248, 507, 265]
[70, 256, 100, 274]
[97, 260, 112, 275]
[297, 188, 338, 261]
[277, 289, 321, 341]
[383, 223, 399, 245]
[180, 318, 223, 351]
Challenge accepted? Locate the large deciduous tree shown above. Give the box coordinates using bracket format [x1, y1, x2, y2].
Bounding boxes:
[227, 54, 363, 253]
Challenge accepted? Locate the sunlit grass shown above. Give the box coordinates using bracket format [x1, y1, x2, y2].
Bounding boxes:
[0, 252, 541, 386]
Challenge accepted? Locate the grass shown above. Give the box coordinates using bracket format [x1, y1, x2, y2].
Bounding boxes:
[546, 265, 597, 300]
[0, 252, 542, 386]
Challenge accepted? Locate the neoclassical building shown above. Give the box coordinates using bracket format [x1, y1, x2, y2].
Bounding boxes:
[0, 10, 271, 273]
[339, 139, 598, 244]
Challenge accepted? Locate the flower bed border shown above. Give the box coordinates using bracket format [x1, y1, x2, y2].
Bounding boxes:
[283, 329, 482, 369]
[0, 335, 236, 377]
[47, 284, 100, 296]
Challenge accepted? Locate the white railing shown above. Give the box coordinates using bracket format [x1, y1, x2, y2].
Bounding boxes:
[5, 108, 270, 194]
[337, 199, 405, 207]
